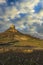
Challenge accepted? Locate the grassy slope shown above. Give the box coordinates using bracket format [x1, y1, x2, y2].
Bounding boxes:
[0, 27, 43, 48]
[14, 39, 43, 48]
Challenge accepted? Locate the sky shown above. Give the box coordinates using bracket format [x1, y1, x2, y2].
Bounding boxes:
[0, 0, 43, 39]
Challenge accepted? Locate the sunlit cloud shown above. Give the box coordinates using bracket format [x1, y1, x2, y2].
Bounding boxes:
[0, 0, 43, 38]
[0, 0, 6, 3]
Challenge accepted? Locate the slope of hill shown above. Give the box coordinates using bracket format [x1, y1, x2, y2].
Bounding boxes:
[0, 25, 43, 48]
[0, 24, 29, 43]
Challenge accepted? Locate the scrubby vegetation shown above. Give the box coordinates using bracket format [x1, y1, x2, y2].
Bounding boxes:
[0, 50, 43, 65]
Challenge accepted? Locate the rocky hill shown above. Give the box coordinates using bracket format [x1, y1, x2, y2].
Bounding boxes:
[0, 24, 30, 44]
[0, 24, 43, 48]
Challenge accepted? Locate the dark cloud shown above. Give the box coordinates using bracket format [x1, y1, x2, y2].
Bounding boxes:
[0, 4, 6, 16]
[32, 23, 43, 35]
[6, 0, 26, 6]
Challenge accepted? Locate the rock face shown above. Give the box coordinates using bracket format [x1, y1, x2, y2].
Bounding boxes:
[5, 24, 17, 32]
[7, 24, 17, 32]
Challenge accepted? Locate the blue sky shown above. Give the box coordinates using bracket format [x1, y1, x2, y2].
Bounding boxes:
[0, 0, 43, 39]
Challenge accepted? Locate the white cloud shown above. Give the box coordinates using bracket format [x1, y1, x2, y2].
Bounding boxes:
[18, 0, 39, 13]
[0, 0, 43, 38]
[27, 10, 43, 25]
[3, 6, 19, 19]
[14, 0, 43, 26]
[0, 0, 6, 3]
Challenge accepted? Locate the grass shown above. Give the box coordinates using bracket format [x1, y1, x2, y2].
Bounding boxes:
[14, 40, 43, 48]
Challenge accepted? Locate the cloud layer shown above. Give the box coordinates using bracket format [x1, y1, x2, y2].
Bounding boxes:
[0, 0, 43, 39]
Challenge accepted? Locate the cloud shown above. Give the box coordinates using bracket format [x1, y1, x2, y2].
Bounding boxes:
[0, 0, 43, 38]
[0, 17, 12, 32]
[3, 6, 19, 19]
[0, 0, 6, 3]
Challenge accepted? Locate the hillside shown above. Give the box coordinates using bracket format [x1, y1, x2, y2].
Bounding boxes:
[0, 24, 43, 48]
[0, 24, 29, 43]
